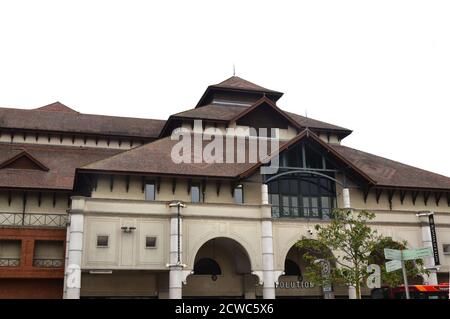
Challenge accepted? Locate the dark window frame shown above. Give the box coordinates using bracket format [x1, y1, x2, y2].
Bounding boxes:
[96, 235, 109, 248]
[233, 184, 244, 204]
[145, 181, 156, 201]
[145, 236, 157, 249]
[268, 174, 336, 219]
[191, 183, 201, 203]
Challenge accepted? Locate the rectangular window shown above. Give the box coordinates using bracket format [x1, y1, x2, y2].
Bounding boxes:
[145, 182, 155, 201]
[0, 240, 21, 267]
[145, 236, 157, 249]
[97, 235, 109, 248]
[282, 196, 290, 216]
[191, 184, 201, 203]
[269, 194, 280, 218]
[443, 244, 450, 255]
[303, 197, 310, 217]
[290, 196, 299, 217]
[321, 196, 331, 219]
[233, 184, 244, 204]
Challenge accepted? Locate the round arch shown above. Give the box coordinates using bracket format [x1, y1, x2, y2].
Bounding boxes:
[186, 234, 258, 271]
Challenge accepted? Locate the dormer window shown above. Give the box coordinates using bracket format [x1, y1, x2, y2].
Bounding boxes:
[0, 151, 49, 171]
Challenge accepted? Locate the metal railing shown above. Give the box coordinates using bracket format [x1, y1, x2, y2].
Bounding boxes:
[0, 258, 20, 267]
[0, 213, 68, 228]
[33, 258, 64, 268]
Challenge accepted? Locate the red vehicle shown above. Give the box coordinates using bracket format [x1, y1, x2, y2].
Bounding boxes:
[371, 283, 450, 299]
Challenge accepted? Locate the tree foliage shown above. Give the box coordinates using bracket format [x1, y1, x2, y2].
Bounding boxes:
[296, 209, 428, 298]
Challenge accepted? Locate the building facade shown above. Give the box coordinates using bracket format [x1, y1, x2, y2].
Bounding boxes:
[1, 76, 449, 299]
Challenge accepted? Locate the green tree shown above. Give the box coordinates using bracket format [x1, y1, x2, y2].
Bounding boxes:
[297, 209, 383, 299]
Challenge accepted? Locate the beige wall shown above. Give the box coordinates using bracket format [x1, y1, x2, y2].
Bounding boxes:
[83, 214, 168, 270]
[0, 131, 141, 149]
[0, 191, 69, 216]
[92, 175, 262, 205]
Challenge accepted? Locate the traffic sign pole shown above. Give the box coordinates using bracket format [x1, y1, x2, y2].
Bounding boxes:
[401, 251, 410, 300]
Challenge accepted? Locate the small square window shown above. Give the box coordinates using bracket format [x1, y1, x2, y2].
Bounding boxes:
[145, 236, 157, 248]
[443, 244, 450, 255]
[97, 235, 109, 248]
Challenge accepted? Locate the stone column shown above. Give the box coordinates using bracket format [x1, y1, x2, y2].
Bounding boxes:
[418, 212, 438, 285]
[168, 202, 184, 299]
[342, 187, 357, 299]
[261, 184, 276, 299]
[342, 188, 351, 209]
[62, 222, 71, 299]
[65, 211, 84, 299]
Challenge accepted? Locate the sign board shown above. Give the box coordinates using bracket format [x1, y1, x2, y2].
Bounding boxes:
[429, 214, 441, 266]
[385, 260, 402, 273]
[384, 248, 402, 260]
[384, 247, 433, 261]
[402, 247, 433, 261]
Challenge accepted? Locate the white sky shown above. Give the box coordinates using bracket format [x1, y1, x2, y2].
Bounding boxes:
[0, 0, 449, 177]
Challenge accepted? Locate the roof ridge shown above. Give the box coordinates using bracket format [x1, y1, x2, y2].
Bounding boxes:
[214, 76, 277, 93]
[35, 102, 79, 113]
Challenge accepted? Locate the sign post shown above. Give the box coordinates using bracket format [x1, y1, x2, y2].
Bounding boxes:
[384, 247, 433, 300]
[400, 253, 410, 300]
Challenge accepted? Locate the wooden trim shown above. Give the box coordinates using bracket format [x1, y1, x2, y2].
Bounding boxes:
[172, 178, 176, 194]
[400, 190, 407, 205]
[412, 191, 419, 205]
[216, 180, 221, 196]
[387, 190, 395, 210]
[125, 175, 130, 192]
[375, 189, 383, 204]
[435, 192, 442, 206]
[109, 175, 114, 192]
[423, 191, 431, 206]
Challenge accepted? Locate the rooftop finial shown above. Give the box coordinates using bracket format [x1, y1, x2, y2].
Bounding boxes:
[305, 109, 309, 129]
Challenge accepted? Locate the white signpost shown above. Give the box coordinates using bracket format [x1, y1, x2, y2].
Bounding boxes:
[384, 247, 433, 299]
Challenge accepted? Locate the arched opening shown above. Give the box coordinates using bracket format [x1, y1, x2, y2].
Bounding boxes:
[184, 237, 258, 299]
[193, 258, 222, 276]
[277, 240, 336, 299]
[284, 259, 301, 277]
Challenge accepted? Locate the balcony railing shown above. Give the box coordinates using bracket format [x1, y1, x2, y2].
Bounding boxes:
[0, 258, 20, 267]
[33, 258, 64, 268]
[0, 213, 68, 228]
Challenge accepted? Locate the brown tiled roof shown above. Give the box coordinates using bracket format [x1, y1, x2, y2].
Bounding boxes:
[35, 102, 79, 113]
[331, 144, 450, 190]
[164, 102, 351, 136]
[196, 76, 284, 107]
[173, 104, 247, 121]
[80, 130, 450, 191]
[214, 76, 281, 94]
[0, 143, 122, 190]
[80, 134, 288, 178]
[0, 104, 166, 139]
[284, 111, 351, 134]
